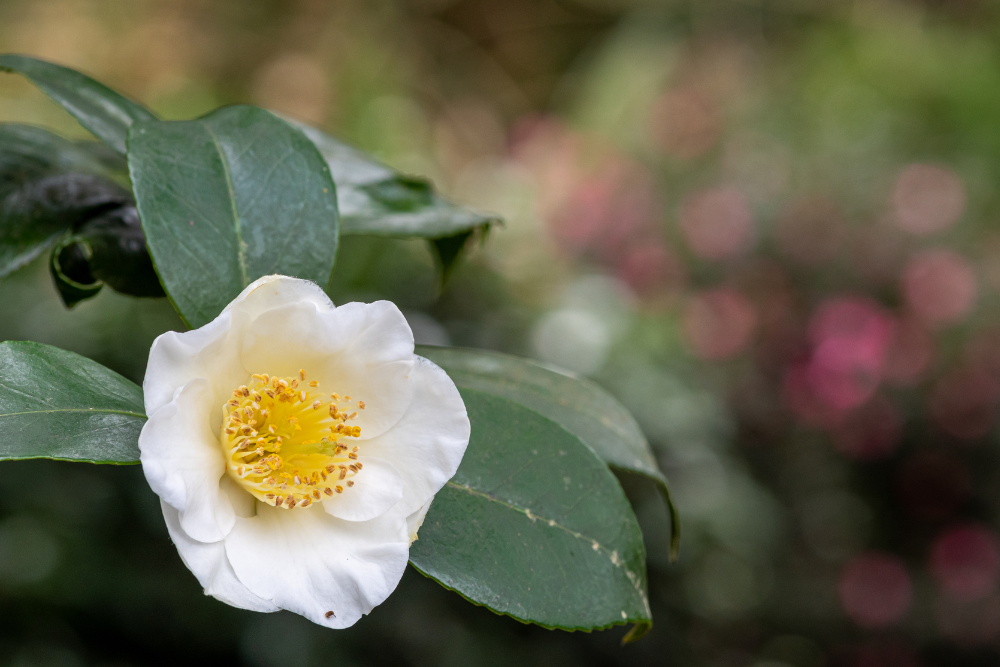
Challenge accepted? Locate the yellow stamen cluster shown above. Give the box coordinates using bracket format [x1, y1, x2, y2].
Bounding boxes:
[220, 369, 366, 509]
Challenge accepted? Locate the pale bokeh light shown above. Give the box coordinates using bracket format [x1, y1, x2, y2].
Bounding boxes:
[681, 288, 757, 360]
[902, 249, 977, 326]
[892, 163, 966, 236]
[679, 186, 755, 260]
[839, 553, 912, 629]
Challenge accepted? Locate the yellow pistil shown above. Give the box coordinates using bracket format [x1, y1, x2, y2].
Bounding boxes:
[220, 372, 366, 509]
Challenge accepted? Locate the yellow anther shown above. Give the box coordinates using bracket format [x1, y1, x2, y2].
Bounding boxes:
[268, 425, 276, 434]
[312, 400, 322, 410]
[309, 380, 318, 387]
[291, 379, 299, 389]
[335, 486, 343, 494]
[348, 412, 357, 420]
[299, 369, 306, 381]
[347, 480, 354, 487]
[358, 401, 365, 409]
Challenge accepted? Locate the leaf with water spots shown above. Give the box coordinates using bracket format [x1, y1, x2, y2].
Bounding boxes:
[417, 345, 678, 558]
[410, 389, 651, 636]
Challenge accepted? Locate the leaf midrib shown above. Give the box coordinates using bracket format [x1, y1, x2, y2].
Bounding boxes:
[444, 480, 619, 558]
[203, 122, 248, 287]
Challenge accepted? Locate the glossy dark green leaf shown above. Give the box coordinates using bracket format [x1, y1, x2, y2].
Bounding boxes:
[410, 389, 651, 634]
[0, 54, 157, 154]
[0, 341, 146, 464]
[0, 123, 132, 279]
[417, 346, 679, 559]
[286, 118, 498, 238]
[127, 106, 339, 328]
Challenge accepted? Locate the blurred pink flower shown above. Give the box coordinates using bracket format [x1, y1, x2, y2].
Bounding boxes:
[681, 288, 757, 360]
[617, 243, 686, 297]
[679, 186, 754, 260]
[807, 298, 895, 412]
[549, 158, 660, 262]
[931, 524, 1000, 602]
[902, 249, 977, 327]
[892, 163, 966, 236]
[839, 553, 913, 629]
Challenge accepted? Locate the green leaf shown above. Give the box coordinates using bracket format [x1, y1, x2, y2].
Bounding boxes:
[0, 123, 132, 280]
[410, 389, 651, 632]
[0, 341, 146, 464]
[284, 118, 498, 238]
[0, 54, 157, 154]
[417, 345, 679, 559]
[127, 106, 339, 329]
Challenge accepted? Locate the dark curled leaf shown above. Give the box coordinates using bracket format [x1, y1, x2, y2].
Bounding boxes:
[0, 53, 157, 154]
[50, 236, 103, 307]
[50, 205, 165, 307]
[0, 341, 145, 464]
[0, 123, 133, 280]
[283, 117, 499, 241]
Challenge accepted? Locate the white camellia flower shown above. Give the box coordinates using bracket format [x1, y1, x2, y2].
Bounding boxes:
[139, 274, 470, 628]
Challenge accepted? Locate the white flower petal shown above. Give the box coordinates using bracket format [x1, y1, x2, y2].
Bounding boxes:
[144, 275, 334, 418]
[406, 501, 432, 545]
[321, 457, 403, 522]
[139, 378, 235, 542]
[363, 356, 470, 515]
[161, 500, 278, 613]
[224, 503, 410, 628]
[223, 274, 333, 321]
[143, 311, 242, 418]
[241, 299, 415, 440]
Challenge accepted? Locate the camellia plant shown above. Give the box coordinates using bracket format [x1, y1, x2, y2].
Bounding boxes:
[0, 54, 677, 641]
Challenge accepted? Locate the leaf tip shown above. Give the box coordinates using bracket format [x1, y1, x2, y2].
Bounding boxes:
[621, 620, 652, 645]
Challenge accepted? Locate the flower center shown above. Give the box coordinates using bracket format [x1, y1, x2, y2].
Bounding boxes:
[220, 370, 366, 509]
